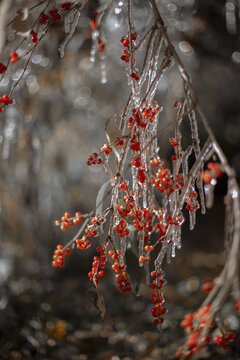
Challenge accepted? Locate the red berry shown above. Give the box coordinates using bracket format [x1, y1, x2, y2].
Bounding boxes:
[39, 13, 49, 23]
[90, 19, 97, 29]
[0, 62, 7, 74]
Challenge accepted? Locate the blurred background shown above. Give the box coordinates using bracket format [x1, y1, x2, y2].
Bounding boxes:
[0, 0, 240, 359]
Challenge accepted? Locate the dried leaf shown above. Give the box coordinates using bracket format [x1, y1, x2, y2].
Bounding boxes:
[128, 224, 139, 258]
[12, 11, 32, 36]
[96, 181, 111, 232]
[93, 284, 105, 320]
[105, 115, 122, 161]
[58, 9, 80, 58]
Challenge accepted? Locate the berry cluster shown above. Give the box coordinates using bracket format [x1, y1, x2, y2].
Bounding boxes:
[169, 137, 179, 147]
[181, 305, 213, 333]
[52, 244, 71, 267]
[130, 135, 140, 151]
[97, 36, 106, 53]
[0, 95, 13, 113]
[185, 188, 200, 212]
[40, 2, 72, 24]
[88, 245, 107, 283]
[166, 212, 185, 226]
[121, 49, 130, 63]
[131, 155, 141, 168]
[141, 102, 160, 123]
[151, 166, 184, 195]
[109, 249, 131, 293]
[76, 235, 91, 250]
[54, 211, 82, 231]
[100, 143, 112, 155]
[201, 278, 214, 292]
[119, 182, 127, 191]
[90, 12, 98, 30]
[116, 271, 131, 293]
[176, 305, 216, 357]
[76, 215, 105, 251]
[0, 94, 12, 105]
[114, 219, 129, 238]
[120, 33, 136, 63]
[139, 254, 150, 263]
[30, 29, 38, 43]
[156, 219, 168, 239]
[90, 12, 106, 53]
[132, 207, 154, 233]
[116, 202, 133, 219]
[10, 51, 18, 64]
[48, 9, 61, 21]
[114, 136, 124, 147]
[130, 72, 140, 81]
[40, 13, 49, 24]
[150, 271, 167, 326]
[137, 168, 146, 184]
[91, 214, 105, 226]
[87, 152, 102, 166]
[61, 2, 72, 11]
[201, 162, 223, 185]
[150, 156, 161, 167]
[171, 151, 183, 161]
[213, 332, 236, 349]
[120, 37, 129, 48]
[129, 108, 148, 129]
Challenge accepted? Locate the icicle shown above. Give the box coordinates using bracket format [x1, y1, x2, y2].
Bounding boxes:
[111, 175, 120, 225]
[162, 195, 168, 218]
[103, 156, 112, 179]
[189, 210, 196, 230]
[204, 182, 216, 209]
[196, 174, 206, 214]
[150, 110, 161, 156]
[146, 53, 172, 103]
[63, 11, 72, 33]
[120, 236, 127, 259]
[139, 230, 144, 267]
[171, 225, 176, 244]
[182, 148, 192, 183]
[58, 9, 80, 58]
[171, 243, 176, 258]
[176, 226, 182, 249]
[139, 30, 157, 89]
[155, 240, 168, 268]
[186, 93, 206, 214]
[131, 80, 140, 107]
[166, 242, 172, 264]
[112, 231, 118, 252]
[143, 182, 148, 208]
[100, 53, 107, 84]
[148, 35, 163, 89]
[90, 30, 99, 63]
[146, 75, 163, 103]
[132, 165, 138, 197]
[144, 261, 150, 285]
[140, 130, 148, 208]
